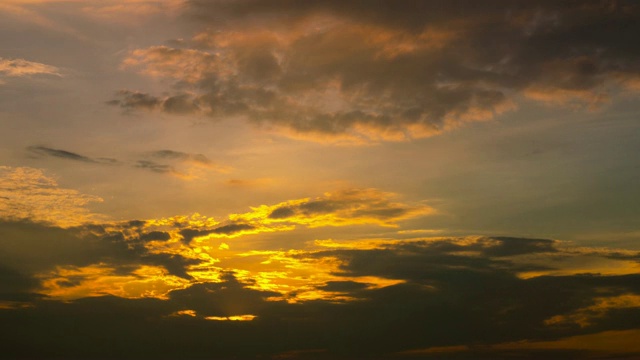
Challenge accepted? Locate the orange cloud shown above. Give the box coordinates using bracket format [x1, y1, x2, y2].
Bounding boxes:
[0, 57, 61, 78]
[0, 166, 105, 227]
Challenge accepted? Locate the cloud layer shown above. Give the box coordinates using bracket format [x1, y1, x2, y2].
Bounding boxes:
[2, 227, 640, 358]
[111, 0, 640, 142]
[2, 174, 640, 357]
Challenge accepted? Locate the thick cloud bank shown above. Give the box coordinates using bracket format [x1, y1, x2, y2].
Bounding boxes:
[111, 0, 640, 142]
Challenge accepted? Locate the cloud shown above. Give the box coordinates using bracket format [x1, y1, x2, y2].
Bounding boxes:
[0, 57, 61, 78]
[27, 146, 117, 164]
[107, 90, 162, 111]
[148, 150, 213, 167]
[110, 0, 640, 143]
[26, 145, 225, 179]
[2, 235, 640, 358]
[135, 159, 177, 174]
[230, 188, 434, 228]
[0, 166, 105, 227]
[136, 149, 230, 179]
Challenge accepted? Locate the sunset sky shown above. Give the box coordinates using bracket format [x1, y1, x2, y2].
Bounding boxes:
[1, 1, 640, 358]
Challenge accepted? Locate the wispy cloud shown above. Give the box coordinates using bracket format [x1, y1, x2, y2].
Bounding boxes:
[27, 146, 116, 164]
[27, 145, 227, 179]
[0, 57, 61, 78]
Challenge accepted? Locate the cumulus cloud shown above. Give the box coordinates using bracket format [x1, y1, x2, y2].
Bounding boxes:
[111, 0, 640, 143]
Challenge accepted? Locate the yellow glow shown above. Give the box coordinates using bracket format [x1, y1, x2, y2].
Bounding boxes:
[144, 213, 219, 229]
[171, 309, 197, 317]
[0, 166, 106, 227]
[517, 256, 640, 279]
[38, 265, 190, 300]
[205, 314, 256, 321]
[545, 294, 640, 328]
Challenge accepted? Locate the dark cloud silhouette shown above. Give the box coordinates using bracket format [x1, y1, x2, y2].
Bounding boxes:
[135, 159, 176, 174]
[149, 149, 212, 166]
[180, 223, 254, 244]
[2, 243, 640, 359]
[0, 220, 204, 280]
[0, 264, 42, 304]
[27, 146, 117, 164]
[108, 90, 200, 114]
[25, 145, 219, 178]
[107, 89, 162, 111]
[253, 188, 432, 226]
[113, 0, 640, 142]
[134, 149, 226, 178]
[139, 230, 171, 242]
[3, 216, 640, 358]
[318, 280, 369, 293]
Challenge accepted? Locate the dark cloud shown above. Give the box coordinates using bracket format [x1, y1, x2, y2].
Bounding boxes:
[255, 188, 432, 226]
[0, 264, 42, 303]
[133, 149, 225, 178]
[2, 242, 640, 358]
[26, 145, 217, 177]
[107, 89, 163, 111]
[212, 223, 254, 235]
[162, 94, 201, 114]
[135, 159, 176, 174]
[317, 280, 369, 293]
[179, 223, 254, 244]
[115, 0, 640, 142]
[0, 220, 204, 280]
[149, 149, 212, 165]
[2, 233, 640, 358]
[27, 145, 117, 164]
[108, 90, 200, 115]
[482, 236, 558, 257]
[139, 230, 171, 242]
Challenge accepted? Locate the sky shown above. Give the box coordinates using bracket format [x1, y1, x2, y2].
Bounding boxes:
[1, 0, 640, 358]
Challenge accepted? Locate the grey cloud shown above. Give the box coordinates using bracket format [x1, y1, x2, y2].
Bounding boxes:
[482, 236, 558, 257]
[26, 145, 217, 177]
[212, 223, 254, 235]
[149, 150, 212, 166]
[134, 149, 225, 177]
[114, 0, 640, 142]
[0, 220, 204, 280]
[139, 231, 171, 242]
[135, 159, 176, 174]
[317, 280, 369, 293]
[263, 189, 430, 225]
[0, 264, 42, 303]
[107, 90, 162, 111]
[180, 223, 254, 244]
[3, 238, 640, 359]
[108, 90, 200, 115]
[162, 94, 201, 114]
[26, 145, 118, 164]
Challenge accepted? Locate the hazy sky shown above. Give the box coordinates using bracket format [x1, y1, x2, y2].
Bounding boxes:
[1, 1, 640, 358]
